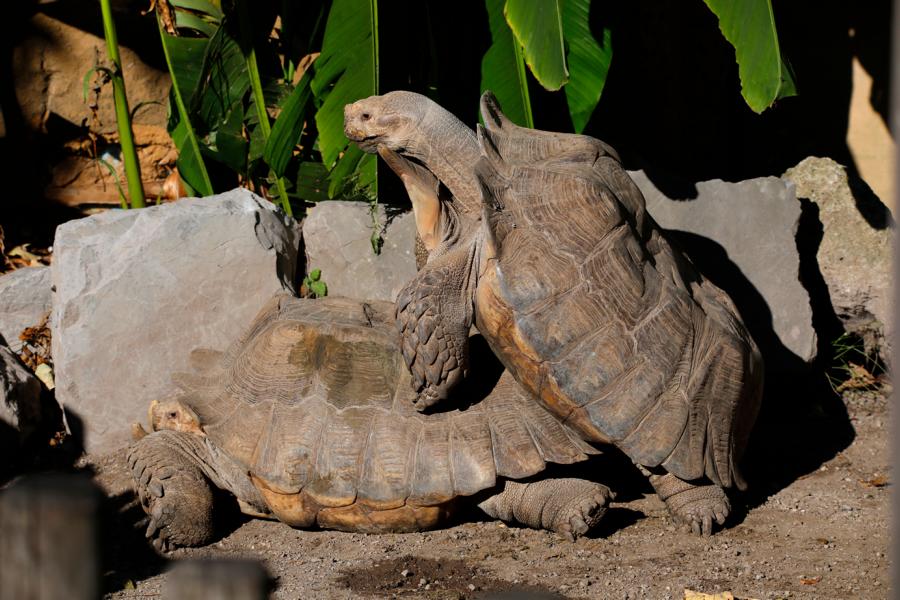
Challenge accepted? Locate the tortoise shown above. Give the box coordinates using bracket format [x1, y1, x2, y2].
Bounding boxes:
[127, 294, 614, 551]
[343, 91, 764, 536]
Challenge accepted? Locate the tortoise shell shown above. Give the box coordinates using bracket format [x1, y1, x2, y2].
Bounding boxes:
[174, 293, 597, 531]
[472, 95, 763, 490]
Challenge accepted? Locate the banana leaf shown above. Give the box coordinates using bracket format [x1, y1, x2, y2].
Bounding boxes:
[703, 0, 796, 113]
[503, 0, 568, 91]
[310, 0, 379, 199]
[562, 0, 611, 133]
[481, 0, 532, 128]
[265, 72, 313, 177]
[157, 18, 213, 196]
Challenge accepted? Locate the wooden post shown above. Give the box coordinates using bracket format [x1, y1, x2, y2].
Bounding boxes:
[164, 559, 271, 600]
[0, 473, 101, 600]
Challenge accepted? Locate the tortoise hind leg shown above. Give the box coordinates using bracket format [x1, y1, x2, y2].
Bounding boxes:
[477, 478, 614, 540]
[127, 430, 217, 551]
[643, 469, 730, 536]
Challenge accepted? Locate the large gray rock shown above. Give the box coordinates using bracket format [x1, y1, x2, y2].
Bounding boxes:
[303, 201, 417, 302]
[0, 345, 42, 443]
[51, 189, 301, 453]
[783, 157, 893, 360]
[631, 171, 817, 370]
[0, 267, 52, 353]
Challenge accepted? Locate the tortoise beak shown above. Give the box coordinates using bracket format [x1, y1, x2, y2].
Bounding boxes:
[344, 101, 375, 145]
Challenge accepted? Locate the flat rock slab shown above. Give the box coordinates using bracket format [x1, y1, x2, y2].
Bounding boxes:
[783, 157, 893, 360]
[0, 266, 51, 353]
[303, 202, 417, 302]
[631, 171, 816, 370]
[51, 190, 301, 454]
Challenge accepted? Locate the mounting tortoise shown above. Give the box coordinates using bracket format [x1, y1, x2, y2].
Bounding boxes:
[344, 91, 764, 536]
[127, 294, 614, 551]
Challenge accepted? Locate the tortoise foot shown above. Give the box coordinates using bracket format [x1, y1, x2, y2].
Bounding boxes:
[413, 386, 442, 411]
[649, 473, 729, 537]
[478, 478, 613, 540]
[553, 481, 615, 541]
[128, 431, 216, 551]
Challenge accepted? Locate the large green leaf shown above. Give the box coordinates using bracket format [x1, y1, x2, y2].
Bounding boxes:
[192, 24, 250, 139]
[265, 71, 313, 177]
[211, 99, 247, 173]
[157, 18, 213, 196]
[504, 0, 568, 91]
[170, 0, 222, 19]
[173, 10, 217, 37]
[702, 0, 796, 113]
[234, 0, 291, 213]
[561, 0, 611, 133]
[481, 0, 532, 128]
[310, 0, 379, 200]
[294, 161, 330, 202]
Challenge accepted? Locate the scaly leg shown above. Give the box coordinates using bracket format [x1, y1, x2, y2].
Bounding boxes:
[127, 430, 217, 551]
[641, 468, 730, 536]
[478, 478, 614, 540]
[395, 240, 476, 411]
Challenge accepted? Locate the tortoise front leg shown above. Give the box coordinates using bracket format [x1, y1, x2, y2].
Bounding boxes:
[477, 478, 614, 540]
[396, 242, 476, 410]
[127, 430, 217, 551]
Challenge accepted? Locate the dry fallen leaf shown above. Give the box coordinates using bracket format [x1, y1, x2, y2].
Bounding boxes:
[800, 576, 822, 585]
[836, 362, 878, 392]
[152, 0, 177, 34]
[162, 168, 186, 201]
[860, 475, 889, 488]
[19, 313, 53, 372]
[34, 363, 55, 390]
[684, 590, 735, 600]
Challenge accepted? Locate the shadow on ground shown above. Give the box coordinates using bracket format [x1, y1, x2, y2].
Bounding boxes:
[664, 204, 857, 517]
[338, 555, 568, 600]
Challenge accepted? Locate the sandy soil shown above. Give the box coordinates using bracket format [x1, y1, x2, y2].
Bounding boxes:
[77, 380, 891, 600]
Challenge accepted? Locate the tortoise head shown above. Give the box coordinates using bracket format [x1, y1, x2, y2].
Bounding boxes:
[343, 91, 433, 154]
[148, 398, 205, 437]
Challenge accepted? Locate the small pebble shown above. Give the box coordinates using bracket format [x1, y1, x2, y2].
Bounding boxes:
[419, 578, 427, 586]
[400, 569, 411, 577]
[468, 584, 476, 591]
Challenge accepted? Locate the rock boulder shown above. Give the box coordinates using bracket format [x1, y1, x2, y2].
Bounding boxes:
[0, 345, 42, 445]
[302, 201, 417, 302]
[632, 171, 817, 371]
[783, 157, 893, 361]
[0, 267, 52, 353]
[51, 189, 301, 453]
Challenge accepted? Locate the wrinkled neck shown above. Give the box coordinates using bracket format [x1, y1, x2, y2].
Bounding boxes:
[410, 103, 481, 217]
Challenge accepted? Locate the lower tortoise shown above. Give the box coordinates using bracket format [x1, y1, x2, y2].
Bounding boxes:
[128, 294, 613, 551]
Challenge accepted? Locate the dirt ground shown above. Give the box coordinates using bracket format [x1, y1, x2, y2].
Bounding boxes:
[73, 380, 890, 600]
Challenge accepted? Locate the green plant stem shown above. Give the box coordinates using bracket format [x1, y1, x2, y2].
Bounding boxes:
[156, 16, 214, 196]
[236, 0, 293, 216]
[99, 0, 145, 208]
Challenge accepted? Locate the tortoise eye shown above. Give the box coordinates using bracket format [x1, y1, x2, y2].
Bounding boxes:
[168, 411, 178, 419]
[361, 112, 371, 121]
